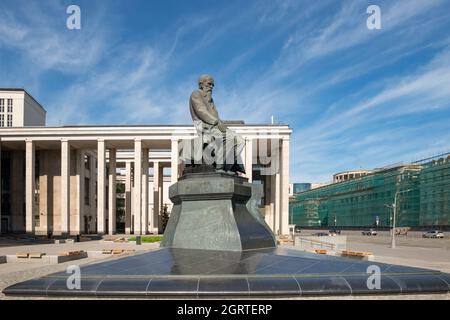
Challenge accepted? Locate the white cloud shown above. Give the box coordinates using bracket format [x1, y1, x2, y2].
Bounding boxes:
[0, 2, 109, 75]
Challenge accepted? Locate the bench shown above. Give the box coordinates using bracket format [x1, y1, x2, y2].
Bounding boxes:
[16, 253, 29, 258]
[101, 249, 135, 255]
[113, 249, 135, 254]
[277, 235, 294, 245]
[59, 250, 84, 257]
[342, 250, 366, 256]
[113, 238, 129, 243]
[314, 249, 327, 254]
[341, 250, 373, 259]
[29, 253, 46, 259]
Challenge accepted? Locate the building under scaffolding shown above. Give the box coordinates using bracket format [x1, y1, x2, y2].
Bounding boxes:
[290, 153, 450, 228]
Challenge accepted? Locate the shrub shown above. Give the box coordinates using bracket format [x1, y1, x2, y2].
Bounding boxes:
[129, 235, 163, 243]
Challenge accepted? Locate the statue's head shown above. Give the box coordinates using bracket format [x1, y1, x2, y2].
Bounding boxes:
[198, 74, 214, 93]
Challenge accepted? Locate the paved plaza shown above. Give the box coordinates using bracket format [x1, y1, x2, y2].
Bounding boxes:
[292, 230, 450, 273]
[0, 236, 160, 299]
[0, 233, 449, 299]
[346, 237, 450, 274]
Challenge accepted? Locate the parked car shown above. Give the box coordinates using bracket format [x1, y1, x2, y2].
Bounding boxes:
[329, 228, 341, 235]
[294, 226, 301, 233]
[362, 229, 377, 236]
[313, 232, 329, 237]
[422, 230, 445, 238]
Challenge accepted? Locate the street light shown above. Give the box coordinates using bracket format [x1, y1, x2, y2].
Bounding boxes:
[289, 206, 293, 226]
[385, 188, 412, 249]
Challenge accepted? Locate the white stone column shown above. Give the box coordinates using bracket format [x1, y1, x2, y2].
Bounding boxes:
[60, 139, 70, 235]
[245, 138, 253, 182]
[108, 148, 117, 235]
[25, 139, 35, 234]
[36, 151, 47, 235]
[158, 164, 164, 233]
[0, 140, 2, 234]
[89, 154, 96, 233]
[280, 138, 290, 235]
[152, 161, 160, 233]
[133, 139, 142, 235]
[74, 150, 84, 235]
[97, 139, 106, 234]
[141, 149, 149, 235]
[171, 138, 179, 184]
[274, 172, 281, 235]
[265, 175, 274, 231]
[125, 161, 132, 234]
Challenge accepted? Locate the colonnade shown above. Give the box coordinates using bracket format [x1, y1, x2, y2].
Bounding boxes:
[0, 127, 291, 236]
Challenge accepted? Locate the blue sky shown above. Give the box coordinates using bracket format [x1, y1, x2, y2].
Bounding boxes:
[1, 0, 450, 183]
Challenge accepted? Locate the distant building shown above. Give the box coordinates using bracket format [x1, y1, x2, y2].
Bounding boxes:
[289, 182, 330, 196]
[418, 156, 450, 226]
[310, 183, 328, 189]
[291, 183, 311, 195]
[290, 154, 450, 228]
[0, 89, 46, 127]
[333, 170, 372, 183]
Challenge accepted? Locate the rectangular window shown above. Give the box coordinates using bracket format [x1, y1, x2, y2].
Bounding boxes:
[0, 99, 4, 112]
[7, 114, 12, 127]
[0, 114, 4, 127]
[7, 99, 13, 112]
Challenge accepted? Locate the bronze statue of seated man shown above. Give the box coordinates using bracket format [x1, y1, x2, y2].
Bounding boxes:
[185, 74, 246, 174]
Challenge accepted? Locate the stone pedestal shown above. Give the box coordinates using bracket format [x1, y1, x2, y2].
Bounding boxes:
[161, 170, 276, 251]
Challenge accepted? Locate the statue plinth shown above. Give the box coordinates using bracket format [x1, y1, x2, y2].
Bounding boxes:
[161, 169, 276, 251]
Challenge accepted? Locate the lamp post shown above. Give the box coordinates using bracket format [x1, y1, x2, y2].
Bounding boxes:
[386, 188, 412, 249]
[290, 206, 293, 226]
[391, 192, 398, 249]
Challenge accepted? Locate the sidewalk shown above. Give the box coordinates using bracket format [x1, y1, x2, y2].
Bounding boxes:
[347, 241, 450, 273]
[0, 239, 160, 256]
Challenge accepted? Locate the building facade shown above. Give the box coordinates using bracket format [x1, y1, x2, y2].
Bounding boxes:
[333, 170, 372, 183]
[289, 182, 330, 196]
[0, 89, 46, 127]
[0, 90, 292, 236]
[290, 154, 450, 229]
[418, 156, 450, 226]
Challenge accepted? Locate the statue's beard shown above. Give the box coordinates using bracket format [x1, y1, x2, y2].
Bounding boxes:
[206, 91, 212, 102]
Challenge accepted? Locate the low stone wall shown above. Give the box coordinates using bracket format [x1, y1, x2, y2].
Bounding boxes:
[6, 252, 88, 264]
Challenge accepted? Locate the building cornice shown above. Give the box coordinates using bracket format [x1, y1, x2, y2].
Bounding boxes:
[0, 124, 292, 141]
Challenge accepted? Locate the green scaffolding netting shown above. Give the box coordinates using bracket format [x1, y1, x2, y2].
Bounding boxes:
[290, 156, 450, 228]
